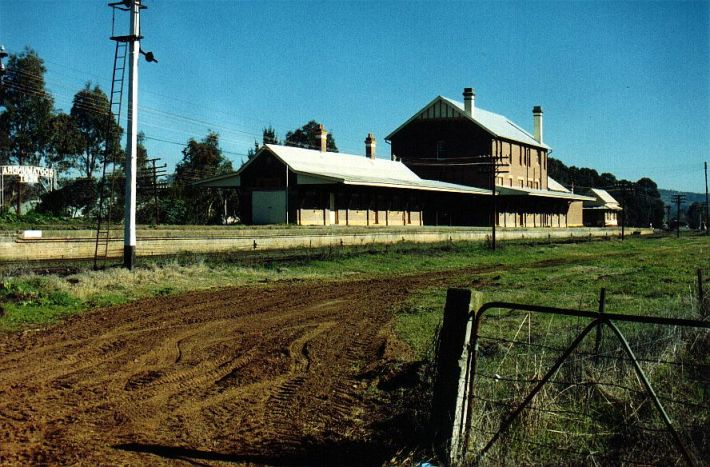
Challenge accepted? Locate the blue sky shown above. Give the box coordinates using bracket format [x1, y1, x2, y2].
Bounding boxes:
[2, 0, 709, 192]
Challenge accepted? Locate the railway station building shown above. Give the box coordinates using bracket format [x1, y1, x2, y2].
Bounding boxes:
[386, 88, 592, 227]
[197, 87, 594, 227]
[195, 134, 491, 226]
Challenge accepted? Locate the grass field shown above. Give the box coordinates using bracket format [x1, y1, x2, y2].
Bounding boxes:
[1, 233, 708, 463]
[385, 235, 708, 465]
[1, 234, 707, 334]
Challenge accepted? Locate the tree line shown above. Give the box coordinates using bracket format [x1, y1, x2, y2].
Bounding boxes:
[548, 157, 668, 228]
[0, 48, 338, 225]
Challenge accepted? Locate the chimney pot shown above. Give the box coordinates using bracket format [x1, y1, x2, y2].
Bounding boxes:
[463, 87, 475, 117]
[533, 106, 543, 144]
[365, 133, 376, 159]
[316, 124, 328, 152]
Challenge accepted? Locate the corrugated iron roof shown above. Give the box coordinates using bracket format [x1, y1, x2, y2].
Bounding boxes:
[586, 188, 622, 210]
[264, 145, 491, 195]
[547, 177, 571, 193]
[263, 144, 421, 182]
[385, 95, 549, 150]
[590, 188, 621, 206]
[497, 184, 594, 201]
[196, 145, 595, 203]
[196, 144, 491, 196]
[441, 97, 549, 149]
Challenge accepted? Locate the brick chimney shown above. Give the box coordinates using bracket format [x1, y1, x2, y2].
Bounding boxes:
[533, 106, 543, 144]
[316, 124, 328, 152]
[463, 87, 475, 117]
[365, 133, 376, 159]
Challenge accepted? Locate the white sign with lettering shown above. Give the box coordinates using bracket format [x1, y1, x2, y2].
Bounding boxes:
[0, 165, 55, 184]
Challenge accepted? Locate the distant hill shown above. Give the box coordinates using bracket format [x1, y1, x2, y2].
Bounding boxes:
[659, 189, 706, 209]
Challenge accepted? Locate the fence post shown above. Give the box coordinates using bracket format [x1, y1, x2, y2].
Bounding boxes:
[431, 288, 472, 464]
[593, 288, 606, 363]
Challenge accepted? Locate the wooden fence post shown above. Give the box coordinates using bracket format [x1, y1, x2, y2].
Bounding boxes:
[431, 288, 472, 464]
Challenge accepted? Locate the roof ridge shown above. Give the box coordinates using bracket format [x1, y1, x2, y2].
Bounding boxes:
[266, 143, 402, 163]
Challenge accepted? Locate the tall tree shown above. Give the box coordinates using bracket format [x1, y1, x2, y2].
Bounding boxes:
[137, 131, 149, 171]
[0, 48, 54, 167]
[247, 126, 281, 160]
[0, 48, 54, 213]
[284, 120, 338, 152]
[116, 131, 149, 172]
[263, 125, 278, 145]
[48, 112, 82, 173]
[174, 131, 236, 224]
[628, 177, 665, 227]
[70, 83, 122, 179]
[686, 202, 704, 229]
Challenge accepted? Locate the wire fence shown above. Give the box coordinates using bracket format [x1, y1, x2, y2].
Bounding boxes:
[460, 297, 709, 466]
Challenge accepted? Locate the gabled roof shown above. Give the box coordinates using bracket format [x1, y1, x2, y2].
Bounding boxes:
[585, 188, 622, 211]
[547, 177, 571, 193]
[195, 144, 491, 196]
[260, 144, 421, 183]
[385, 95, 549, 150]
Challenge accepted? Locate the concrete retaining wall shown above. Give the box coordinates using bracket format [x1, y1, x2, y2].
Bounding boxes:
[0, 226, 648, 262]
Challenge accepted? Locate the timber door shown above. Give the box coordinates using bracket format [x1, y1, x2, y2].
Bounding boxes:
[252, 190, 286, 224]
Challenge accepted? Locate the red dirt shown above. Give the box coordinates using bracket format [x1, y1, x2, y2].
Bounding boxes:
[0, 270, 474, 466]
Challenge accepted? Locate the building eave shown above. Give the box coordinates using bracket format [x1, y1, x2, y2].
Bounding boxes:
[498, 186, 594, 201]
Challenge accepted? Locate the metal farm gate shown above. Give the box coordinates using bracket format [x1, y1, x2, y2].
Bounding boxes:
[432, 287, 709, 466]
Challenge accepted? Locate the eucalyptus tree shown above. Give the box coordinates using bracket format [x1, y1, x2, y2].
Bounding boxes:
[0, 48, 54, 213]
[174, 131, 236, 224]
[284, 120, 338, 152]
[70, 83, 122, 179]
[0, 48, 53, 167]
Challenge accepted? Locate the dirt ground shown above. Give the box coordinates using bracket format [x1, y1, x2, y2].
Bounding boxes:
[0, 270, 473, 466]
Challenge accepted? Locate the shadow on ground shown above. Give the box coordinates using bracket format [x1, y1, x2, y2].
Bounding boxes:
[115, 437, 405, 466]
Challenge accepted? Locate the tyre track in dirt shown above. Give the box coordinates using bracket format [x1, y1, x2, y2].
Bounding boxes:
[0, 259, 592, 465]
[0, 274, 416, 465]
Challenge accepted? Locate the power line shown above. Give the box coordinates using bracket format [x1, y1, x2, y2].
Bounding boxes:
[141, 135, 249, 158]
[7, 57, 283, 138]
[4, 78, 257, 151]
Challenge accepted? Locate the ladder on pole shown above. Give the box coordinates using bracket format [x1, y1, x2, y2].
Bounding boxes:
[93, 39, 128, 269]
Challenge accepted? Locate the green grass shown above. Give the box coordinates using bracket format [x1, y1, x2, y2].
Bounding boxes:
[0, 210, 93, 230]
[0, 234, 707, 334]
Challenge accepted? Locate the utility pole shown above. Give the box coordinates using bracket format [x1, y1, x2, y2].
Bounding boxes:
[0, 44, 6, 213]
[620, 182, 627, 241]
[671, 193, 686, 238]
[152, 158, 159, 224]
[138, 157, 165, 225]
[123, 0, 141, 269]
[704, 161, 708, 235]
[665, 204, 672, 228]
[110, 0, 156, 268]
[490, 159, 497, 250]
[486, 153, 509, 251]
